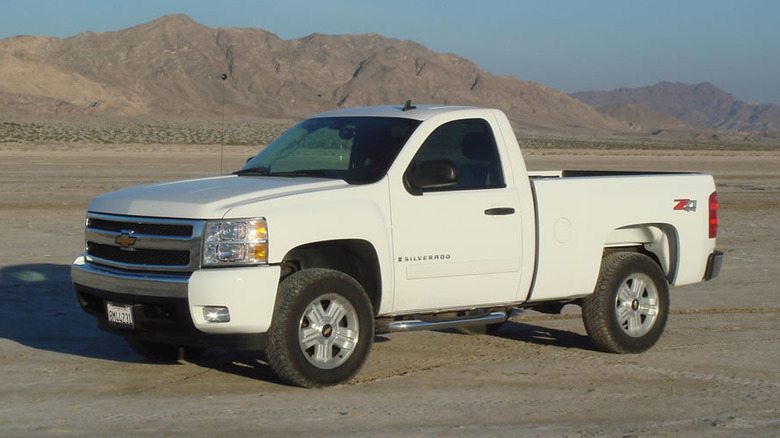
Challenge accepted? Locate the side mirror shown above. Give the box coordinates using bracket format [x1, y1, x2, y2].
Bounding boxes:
[406, 160, 458, 192]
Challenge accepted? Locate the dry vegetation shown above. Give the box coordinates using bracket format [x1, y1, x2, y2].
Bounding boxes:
[2, 119, 779, 151]
[0, 120, 291, 146]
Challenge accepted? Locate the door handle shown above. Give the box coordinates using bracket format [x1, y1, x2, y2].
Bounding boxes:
[484, 207, 516, 216]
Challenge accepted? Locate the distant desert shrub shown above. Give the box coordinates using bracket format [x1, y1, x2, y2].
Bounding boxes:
[0, 121, 291, 146]
[1, 121, 777, 151]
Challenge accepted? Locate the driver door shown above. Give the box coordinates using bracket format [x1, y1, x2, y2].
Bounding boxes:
[389, 118, 524, 312]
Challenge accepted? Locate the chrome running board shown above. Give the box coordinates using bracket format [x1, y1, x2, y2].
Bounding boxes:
[377, 311, 507, 333]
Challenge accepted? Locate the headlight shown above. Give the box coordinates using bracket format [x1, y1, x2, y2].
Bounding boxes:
[203, 218, 268, 266]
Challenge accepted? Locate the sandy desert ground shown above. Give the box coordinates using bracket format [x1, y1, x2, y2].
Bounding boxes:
[0, 143, 778, 437]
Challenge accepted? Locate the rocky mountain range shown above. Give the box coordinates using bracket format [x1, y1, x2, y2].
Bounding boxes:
[0, 14, 626, 137]
[571, 82, 780, 134]
[0, 14, 777, 140]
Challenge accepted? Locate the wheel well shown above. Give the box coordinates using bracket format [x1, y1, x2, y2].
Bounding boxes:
[603, 246, 660, 265]
[604, 223, 679, 283]
[282, 240, 382, 314]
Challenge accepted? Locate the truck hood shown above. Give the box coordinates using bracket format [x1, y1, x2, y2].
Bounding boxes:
[88, 175, 348, 219]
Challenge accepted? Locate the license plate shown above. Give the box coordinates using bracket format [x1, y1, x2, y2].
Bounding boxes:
[106, 302, 135, 328]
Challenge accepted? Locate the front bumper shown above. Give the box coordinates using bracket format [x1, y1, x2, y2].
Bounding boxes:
[72, 255, 281, 349]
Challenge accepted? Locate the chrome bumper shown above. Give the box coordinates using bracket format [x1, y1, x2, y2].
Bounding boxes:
[71, 255, 189, 298]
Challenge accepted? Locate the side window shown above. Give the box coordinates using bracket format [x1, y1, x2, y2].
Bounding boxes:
[407, 119, 505, 191]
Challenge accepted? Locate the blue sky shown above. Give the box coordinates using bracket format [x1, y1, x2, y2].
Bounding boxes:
[3, 0, 779, 105]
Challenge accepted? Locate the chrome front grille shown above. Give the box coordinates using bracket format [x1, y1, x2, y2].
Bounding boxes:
[84, 213, 205, 273]
[87, 218, 194, 237]
[87, 243, 191, 266]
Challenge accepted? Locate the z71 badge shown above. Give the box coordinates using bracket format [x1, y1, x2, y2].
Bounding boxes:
[673, 199, 697, 212]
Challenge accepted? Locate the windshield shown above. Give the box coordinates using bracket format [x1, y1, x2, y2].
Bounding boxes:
[237, 117, 421, 184]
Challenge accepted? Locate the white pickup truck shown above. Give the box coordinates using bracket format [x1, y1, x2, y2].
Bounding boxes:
[72, 104, 723, 387]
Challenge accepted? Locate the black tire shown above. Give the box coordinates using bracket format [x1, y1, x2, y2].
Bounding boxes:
[266, 269, 374, 388]
[582, 252, 669, 354]
[125, 338, 206, 362]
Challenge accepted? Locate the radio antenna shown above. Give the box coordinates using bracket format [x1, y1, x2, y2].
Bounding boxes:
[220, 73, 228, 174]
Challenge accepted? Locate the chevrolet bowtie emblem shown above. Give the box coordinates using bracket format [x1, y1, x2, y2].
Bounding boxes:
[115, 232, 137, 249]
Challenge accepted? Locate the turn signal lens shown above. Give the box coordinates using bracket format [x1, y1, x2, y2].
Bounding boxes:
[253, 243, 267, 260]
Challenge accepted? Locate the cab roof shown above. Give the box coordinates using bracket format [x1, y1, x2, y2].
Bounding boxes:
[311, 104, 486, 121]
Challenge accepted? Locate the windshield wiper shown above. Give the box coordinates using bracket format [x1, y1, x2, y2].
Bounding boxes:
[269, 169, 336, 178]
[234, 167, 270, 176]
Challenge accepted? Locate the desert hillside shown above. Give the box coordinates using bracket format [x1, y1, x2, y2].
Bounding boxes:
[1, 14, 778, 145]
[572, 82, 780, 134]
[0, 14, 627, 137]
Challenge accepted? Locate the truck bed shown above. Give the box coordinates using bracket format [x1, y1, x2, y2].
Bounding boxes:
[526, 171, 716, 303]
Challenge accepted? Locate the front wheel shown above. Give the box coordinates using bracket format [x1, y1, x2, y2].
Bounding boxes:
[266, 269, 374, 388]
[582, 252, 669, 354]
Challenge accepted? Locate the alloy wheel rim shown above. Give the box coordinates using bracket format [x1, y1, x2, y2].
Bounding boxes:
[298, 293, 360, 369]
[614, 273, 659, 337]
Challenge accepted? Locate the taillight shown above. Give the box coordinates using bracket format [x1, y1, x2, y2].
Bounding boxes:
[708, 191, 718, 238]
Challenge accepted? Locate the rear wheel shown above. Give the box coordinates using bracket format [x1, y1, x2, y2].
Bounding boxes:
[582, 252, 669, 353]
[266, 269, 374, 388]
[125, 339, 206, 362]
